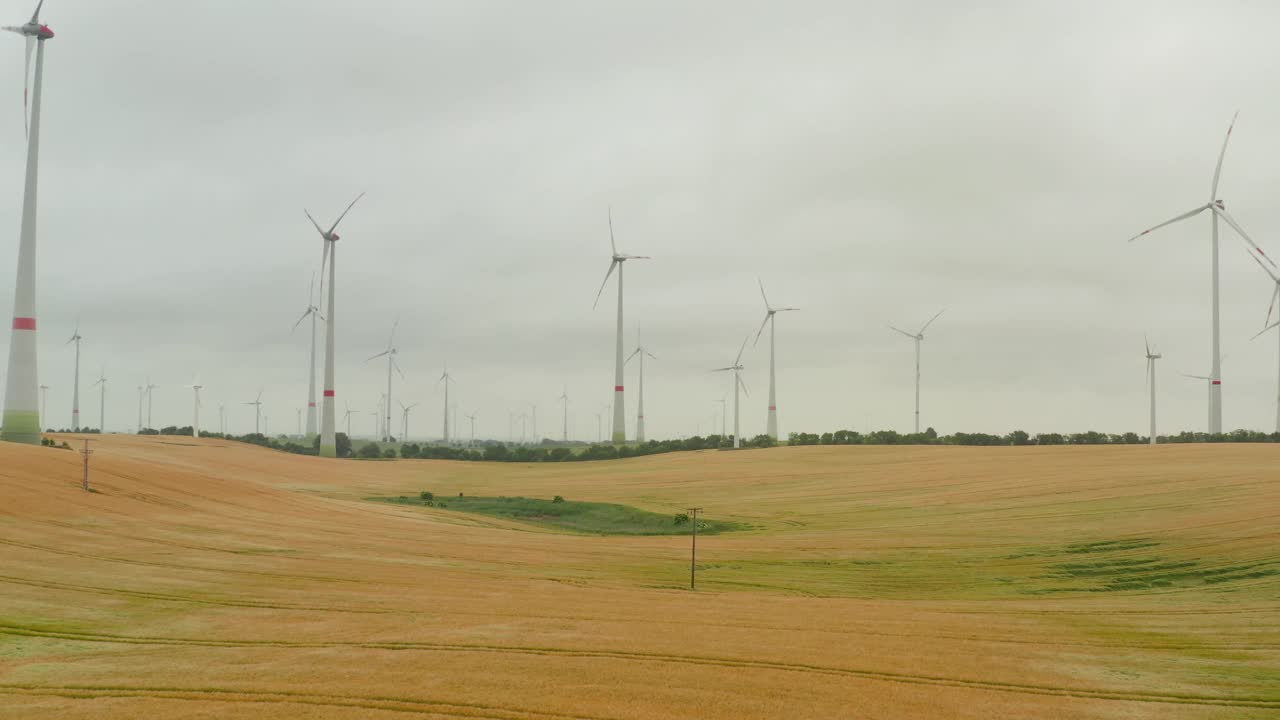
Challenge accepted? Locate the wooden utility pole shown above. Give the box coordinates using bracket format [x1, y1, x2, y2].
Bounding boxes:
[80, 439, 93, 492]
[687, 507, 702, 590]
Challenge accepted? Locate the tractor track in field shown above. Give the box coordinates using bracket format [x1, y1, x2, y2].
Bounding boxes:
[3, 626, 1278, 709]
[0, 684, 612, 720]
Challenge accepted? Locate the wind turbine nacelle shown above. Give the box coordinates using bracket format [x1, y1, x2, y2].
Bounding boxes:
[36, 24, 52, 38]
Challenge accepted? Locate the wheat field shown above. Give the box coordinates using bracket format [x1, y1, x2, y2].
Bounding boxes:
[1, 435, 1276, 719]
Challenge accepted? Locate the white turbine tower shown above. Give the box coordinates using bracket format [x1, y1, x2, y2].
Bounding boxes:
[754, 279, 799, 440]
[625, 328, 657, 443]
[66, 324, 82, 430]
[1180, 372, 1214, 433]
[306, 192, 364, 458]
[145, 383, 158, 431]
[1, 1, 54, 445]
[367, 320, 403, 443]
[399, 401, 418, 441]
[889, 309, 945, 434]
[715, 396, 726, 438]
[558, 387, 568, 443]
[291, 275, 322, 440]
[592, 209, 650, 444]
[1145, 338, 1162, 445]
[438, 363, 455, 444]
[343, 404, 357, 439]
[712, 338, 750, 449]
[465, 412, 477, 447]
[1127, 114, 1275, 435]
[92, 369, 105, 432]
[245, 390, 263, 435]
[188, 381, 203, 438]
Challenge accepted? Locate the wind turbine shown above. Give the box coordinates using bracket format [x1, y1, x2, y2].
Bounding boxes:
[399, 401, 418, 441]
[1145, 337, 1162, 445]
[712, 338, 750, 449]
[145, 382, 158, 431]
[91, 369, 105, 432]
[558, 387, 568, 443]
[530, 403, 537, 444]
[625, 328, 657, 443]
[38, 383, 48, 427]
[136, 386, 143, 432]
[465, 412, 477, 447]
[889, 309, 945, 434]
[592, 209, 650, 444]
[343, 403, 357, 438]
[1181, 372, 1214, 432]
[188, 381, 203, 438]
[245, 390, 263, 435]
[367, 319, 403, 442]
[438, 363, 455, 444]
[754, 279, 799, 440]
[715, 396, 726, 438]
[219, 404, 225, 435]
[66, 324, 82, 430]
[0, 1, 54, 445]
[291, 274, 322, 440]
[1127, 114, 1275, 435]
[305, 192, 364, 457]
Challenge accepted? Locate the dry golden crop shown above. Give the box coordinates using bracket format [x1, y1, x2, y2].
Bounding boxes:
[1, 435, 1276, 719]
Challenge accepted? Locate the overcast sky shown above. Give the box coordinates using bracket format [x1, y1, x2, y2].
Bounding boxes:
[6, 0, 1280, 440]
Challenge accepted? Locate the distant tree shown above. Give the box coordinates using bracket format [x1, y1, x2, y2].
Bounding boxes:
[382, 448, 397, 459]
[356, 442, 382, 459]
[924, 426, 938, 440]
[400, 443, 420, 459]
[1007, 430, 1030, 446]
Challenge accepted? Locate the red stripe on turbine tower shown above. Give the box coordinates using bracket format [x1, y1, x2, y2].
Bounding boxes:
[615, 386, 624, 392]
[324, 390, 335, 397]
[308, 402, 316, 407]
[768, 406, 777, 410]
[1212, 380, 1222, 385]
[12, 317, 35, 330]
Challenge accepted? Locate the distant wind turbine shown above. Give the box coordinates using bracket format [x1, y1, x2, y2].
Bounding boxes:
[38, 383, 48, 427]
[715, 396, 726, 438]
[1127, 113, 1275, 435]
[1146, 337, 1162, 445]
[66, 324, 82, 430]
[245, 390, 263, 435]
[188, 380, 203, 438]
[343, 403, 357, 438]
[291, 274, 322, 440]
[438, 363, 455, 444]
[889, 309, 945, 434]
[712, 338, 750, 449]
[1245, 250, 1280, 433]
[399, 401, 418, 441]
[558, 387, 568, 442]
[465, 412, 477, 447]
[625, 327, 657, 442]
[367, 319, 403, 442]
[305, 192, 364, 458]
[92, 369, 105, 432]
[754, 279, 798, 440]
[592, 209, 650, 444]
[1, 0, 55, 446]
[145, 382, 158, 431]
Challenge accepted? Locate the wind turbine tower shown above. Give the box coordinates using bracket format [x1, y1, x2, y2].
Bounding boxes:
[291, 275, 322, 440]
[92, 369, 105, 432]
[592, 209, 650, 444]
[625, 329, 657, 442]
[1146, 338, 1162, 445]
[67, 325, 82, 430]
[558, 387, 568, 442]
[889, 310, 945, 434]
[1, 1, 54, 444]
[189, 382, 203, 438]
[367, 319, 403, 442]
[1127, 114, 1275, 434]
[439, 364, 454, 444]
[754, 279, 798, 440]
[246, 390, 263, 435]
[305, 192, 364, 457]
[712, 338, 750, 449]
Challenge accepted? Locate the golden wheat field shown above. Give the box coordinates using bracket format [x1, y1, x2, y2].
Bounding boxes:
[0, 435, 1277, 719]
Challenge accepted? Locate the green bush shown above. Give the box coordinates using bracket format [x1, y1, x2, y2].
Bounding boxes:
[553, 495, 565, 504]
[420, 491, 434, 502]
[357, 442, 382, 459]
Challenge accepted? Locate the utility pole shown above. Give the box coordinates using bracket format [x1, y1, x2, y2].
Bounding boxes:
[80, 439, 93, 492]
[687, 506, 702, 590]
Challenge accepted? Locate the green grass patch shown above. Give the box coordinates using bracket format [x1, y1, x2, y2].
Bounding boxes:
[371, 495, 743, 536]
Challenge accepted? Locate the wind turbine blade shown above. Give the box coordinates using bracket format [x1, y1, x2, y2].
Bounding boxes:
[388, 316, 400, 346]
[30, 0, 43, 23]
[645, 350, 657, 360]
[1211, 112, 1238, 200]
[753, 313, 771, 346]
[738, 374, 750, 398]
[710, 367, 734, 373]
[888, 325, 916, 339]
[291, 307, 312, 332]
[1182, 373, 1212, 380]
[328, 192, 366, 235]
[1145, 333, 1151, 357]
[919, 309, 946, 335]
[1127, 204, 1211, 242]
[1245, 246, 1280, 285]
[608, 207, 617, 256]
[591, 259, 618, 309]
[1251, 322, 1280, 341]
[1214, 206, 1277, 269]
[304, 209, 326, 238]
[734, 336, 749, 366]
[1268, 286, 1280, 329]
[758, 277, 771, 309]
[366, 350, 390, 362]
[778, 307, 800, 312]
[394, 360, 405, 380]
[625, 347, 640, 364]
[317, 238, 331, 298]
